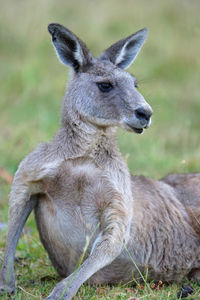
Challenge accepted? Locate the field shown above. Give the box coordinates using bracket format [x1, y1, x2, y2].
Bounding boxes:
[0, 0, 200, 299]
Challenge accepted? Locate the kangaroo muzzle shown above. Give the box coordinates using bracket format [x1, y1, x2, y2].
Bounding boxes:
[134, 106, 153, 127]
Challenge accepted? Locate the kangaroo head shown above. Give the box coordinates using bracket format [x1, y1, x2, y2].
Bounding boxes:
[48, 23, 152, 134]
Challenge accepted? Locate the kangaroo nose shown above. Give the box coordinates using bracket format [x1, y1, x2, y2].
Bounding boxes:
[135, 107, 152, 123]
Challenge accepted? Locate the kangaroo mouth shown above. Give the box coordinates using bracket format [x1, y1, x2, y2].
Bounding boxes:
[126, 123, 144, 134]
[132, 128, 144, 134]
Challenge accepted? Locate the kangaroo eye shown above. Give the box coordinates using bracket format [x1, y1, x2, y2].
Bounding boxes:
[97, 82, 113, 93]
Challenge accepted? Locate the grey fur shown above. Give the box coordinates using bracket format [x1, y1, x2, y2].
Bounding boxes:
[100, 27, 148, 69]
[0, 24, 200, 300]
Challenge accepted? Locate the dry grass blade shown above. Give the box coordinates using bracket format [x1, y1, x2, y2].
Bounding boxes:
[0, 167, 13, 184]
[18, 285, 40, 298]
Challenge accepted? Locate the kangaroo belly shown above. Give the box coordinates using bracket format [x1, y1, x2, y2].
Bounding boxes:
[34, 194, 99, 277]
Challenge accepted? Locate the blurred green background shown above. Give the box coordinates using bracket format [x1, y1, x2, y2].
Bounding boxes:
[0, 0, 200, 180]
[0, 0, 200, 298]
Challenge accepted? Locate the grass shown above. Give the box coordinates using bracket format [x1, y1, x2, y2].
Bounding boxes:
[0, 0, 200, 298]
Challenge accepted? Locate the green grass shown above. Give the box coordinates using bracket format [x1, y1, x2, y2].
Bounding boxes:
[0, 0, 200, 299]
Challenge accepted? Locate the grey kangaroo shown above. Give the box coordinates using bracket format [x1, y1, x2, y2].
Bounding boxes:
[1, 23, 200, 300]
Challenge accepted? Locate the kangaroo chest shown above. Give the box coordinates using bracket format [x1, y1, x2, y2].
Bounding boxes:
[34, 158, 132, 275]
[35, 160, 105, 251]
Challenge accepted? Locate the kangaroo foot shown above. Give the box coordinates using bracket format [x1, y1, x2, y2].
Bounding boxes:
[0, 282, 15, 296]
[0, 267, 15, 296]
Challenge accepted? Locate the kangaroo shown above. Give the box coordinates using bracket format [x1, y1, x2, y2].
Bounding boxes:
[1, 23, 200, 300]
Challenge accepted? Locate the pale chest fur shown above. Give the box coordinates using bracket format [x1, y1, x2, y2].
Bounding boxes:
[35, 158, 132, 264]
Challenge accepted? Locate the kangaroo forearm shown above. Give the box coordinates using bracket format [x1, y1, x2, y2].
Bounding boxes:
[0, 196, 37, 293]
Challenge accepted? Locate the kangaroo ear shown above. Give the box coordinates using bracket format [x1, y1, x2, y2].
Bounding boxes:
[48, 23, 94, 72]
[99, 28, 148, 69]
